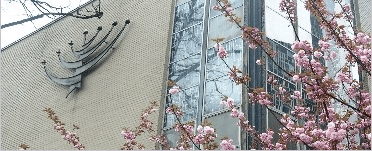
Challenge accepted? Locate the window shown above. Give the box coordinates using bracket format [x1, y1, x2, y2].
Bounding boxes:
[164, 0, 244, 129]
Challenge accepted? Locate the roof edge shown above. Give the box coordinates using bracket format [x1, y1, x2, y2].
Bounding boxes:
[1, 0, 97, 51]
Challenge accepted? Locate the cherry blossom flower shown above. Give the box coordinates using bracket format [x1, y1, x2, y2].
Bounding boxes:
[220, 139, 235, 150]
[169, 86, 180, 94]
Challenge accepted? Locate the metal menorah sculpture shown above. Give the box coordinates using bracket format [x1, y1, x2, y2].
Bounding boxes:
[42, 19, 130, 98]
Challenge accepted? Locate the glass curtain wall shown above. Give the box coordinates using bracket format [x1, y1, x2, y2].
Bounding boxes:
[164, 0, 244, 149]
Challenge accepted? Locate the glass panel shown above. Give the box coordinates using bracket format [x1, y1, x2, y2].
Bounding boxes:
[164, 86, 199, 128]
[168, 54, 201, 88]
[209, 0, 243, 18]
[310, 15, 322, 47]
[169, 24, 203, 88]
[171, 23, 203, 55]
[203, 112, 240, 149]
[204, 76, 242, 114]
[205, 38, 243, 80]
[163, 128, 180, 148]
[204, 38, 243, 114]
[266, 73, 295, 114]
[173, 0, 205, 33]
[176, 0, 191, 6]
[267, 38, 295, 81]
[208, 6, 244, 48]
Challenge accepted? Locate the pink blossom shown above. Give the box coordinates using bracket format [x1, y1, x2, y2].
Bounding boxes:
[204, 126, 214, 134]
[218, 49, 228, 58]
[121, 130, 135, 141]
[212, 5, 219, 10]
[258, 99, 272, 106]
[221, 98, 235, 108]
[292, 41, 313, 52]
[259, 130, 274, 144]
[225, 6, 233, 14]
[238, 112, 245, 120]
[230, 108, 239, 118]
[165, 107, 173, 114]
[279, 0, 296, 21]
[169, 86, 180, 94]
[291, 91, 301, 99]
[314, 51, 323, 58]
[220, 139, 235, 150]
[312, 141, 330, 150]
[330, 51, 337, 59]
[183, 125, 194, 133]
[197, 125, 203, 134]
[336, 72, 352, 84]
[215, 44, 228, 58]
[360, 55, 369, 63]
[278, 87, 286, 94]
[342, 4, 354, 21]
[299, 134, 313, 144]
[256, 59, 262, 65]
[318, 40, 331, 52]
[364, 105, 371, 115]
[293, 75, 301, 83]
[311, 129, 324, 137]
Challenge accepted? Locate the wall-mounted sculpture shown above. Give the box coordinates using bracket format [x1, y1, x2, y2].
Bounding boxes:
[42, 19, 130, 98]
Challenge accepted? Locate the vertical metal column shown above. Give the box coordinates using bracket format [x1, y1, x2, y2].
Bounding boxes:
[195, 0, 210, 149]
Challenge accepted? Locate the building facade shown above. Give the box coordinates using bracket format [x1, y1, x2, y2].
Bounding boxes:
[352, 0, 371, 92]
[163, 0, 323, 150]
[2, 0, 367, 150]
[1, 0, 174, 149]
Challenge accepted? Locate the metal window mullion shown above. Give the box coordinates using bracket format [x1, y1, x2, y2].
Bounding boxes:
[196, 1, 210, 143]
[206, 36, 241, 50]
[173, 21, 203, 35]
[267, 70, 295, 85]
[209, 4, 244, 19]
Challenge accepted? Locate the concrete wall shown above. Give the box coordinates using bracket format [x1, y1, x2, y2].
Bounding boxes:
[1, 0, 173, 149]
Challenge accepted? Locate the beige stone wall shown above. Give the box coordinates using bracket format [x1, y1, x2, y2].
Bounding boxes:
[1, 0, 174, 149]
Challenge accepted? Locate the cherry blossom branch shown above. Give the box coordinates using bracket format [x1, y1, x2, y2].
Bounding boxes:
[215, 1, 293, 78]
[216, 0, 368, 119]
[19, 144, 29, 150]
[216, 47, 314, 148]
[307, 0, 371, 75]
[281, 0, 371, 118]
[214, 1, 370, 149]
[165, 98, 201, 150]
[334, 0, 356, 33]
[120, 101, 160, 150]
[43, 108, 85, 150]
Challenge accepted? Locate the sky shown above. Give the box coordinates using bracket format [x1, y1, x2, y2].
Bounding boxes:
[1, 0, 90, 48]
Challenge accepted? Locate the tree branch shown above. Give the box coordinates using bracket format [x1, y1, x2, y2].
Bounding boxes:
[1, 11, 103, 29]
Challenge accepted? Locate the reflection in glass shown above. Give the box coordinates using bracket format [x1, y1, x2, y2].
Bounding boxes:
[204, 76, 242, 114]
[209, 0, 243, 19]
[169, 24, 203, 88]
[205, 37, 243, 80]
[208, 6, 243, 48]
[168, 54, 201, 88]
[171, 23, 203, 57]
[173, 0, 205, 33]
[204, 38, 243, 114]
[164, 86, 199, 128]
